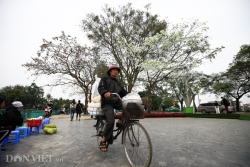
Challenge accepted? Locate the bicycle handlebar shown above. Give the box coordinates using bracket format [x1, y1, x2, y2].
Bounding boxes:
[110, 93, 122, 101]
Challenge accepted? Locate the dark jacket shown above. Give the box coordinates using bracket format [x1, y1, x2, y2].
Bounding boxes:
[0, 106, 23, 130]
[98, 76, 127, 110]
[76, 103, 84, 113]
[222, 98, 229, 106]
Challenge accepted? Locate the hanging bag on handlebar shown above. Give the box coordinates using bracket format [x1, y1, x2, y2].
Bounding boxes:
[122, 93, 144, 119]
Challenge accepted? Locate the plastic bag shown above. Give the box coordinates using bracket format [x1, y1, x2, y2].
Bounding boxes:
[91, 75, 101, 99]
[92, 96, 101, 103]
[122, 92, 141, 101]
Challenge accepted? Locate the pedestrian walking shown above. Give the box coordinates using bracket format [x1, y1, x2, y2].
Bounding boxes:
[47, 101, 53, 116]
[70, 99, 76, 121]
[221, 97, 230, 114]
[76, 100, 84, 121]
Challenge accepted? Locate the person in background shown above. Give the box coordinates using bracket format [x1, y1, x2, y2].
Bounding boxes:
[47, 101, 53, 116]
[0, 97, 11, 150]
[70, 99, 76, 121]
[0, 101, 24, 130]
[76, 100, 83, 121]
[0, 100, 24, 150]
[221, 97, 230, 114]
[214, 100, 220, 114]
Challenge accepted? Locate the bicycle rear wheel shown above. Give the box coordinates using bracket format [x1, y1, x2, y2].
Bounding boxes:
[122, 122, 152, 167]
[96, 120, 104, 146]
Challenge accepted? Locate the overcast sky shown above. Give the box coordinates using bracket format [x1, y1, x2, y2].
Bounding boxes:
[0, 0, 249, 104]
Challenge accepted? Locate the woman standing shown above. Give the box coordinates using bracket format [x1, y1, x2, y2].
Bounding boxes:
[214, 100, 220, 114]
[70, 99, 76, 121]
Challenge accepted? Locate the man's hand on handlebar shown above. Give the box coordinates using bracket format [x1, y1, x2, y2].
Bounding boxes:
[104, 93, 122, 100]
[104, 92, 111, 98]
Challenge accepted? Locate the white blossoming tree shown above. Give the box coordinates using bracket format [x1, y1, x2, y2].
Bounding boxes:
[82, 3, 167, 91]
[138, 21, 224, 111]
[82, 3, 224, 111]
[167, 71, 205, 112]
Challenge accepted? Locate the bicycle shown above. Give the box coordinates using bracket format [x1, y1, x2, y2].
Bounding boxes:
[95, 93, 153, 167]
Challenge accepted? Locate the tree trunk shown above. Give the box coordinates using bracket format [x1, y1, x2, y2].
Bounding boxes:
[127, 84, 133, 93]
[180, 99, 184, 112]
[236, 98, 240, 112]
[147, 87, 152, 113]
[183, 94, 192, 107]
[84, 88, 89, 109]
[192, 95, 197, 113]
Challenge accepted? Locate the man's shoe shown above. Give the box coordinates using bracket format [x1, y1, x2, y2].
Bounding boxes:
[116, 119, 122, 128]
[93, 125, 97, 127]
[116, 122, 122, 128]
[107, 136, 114, 145]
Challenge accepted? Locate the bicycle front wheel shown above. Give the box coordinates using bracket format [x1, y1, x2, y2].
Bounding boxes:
[122, 122, 152, 167]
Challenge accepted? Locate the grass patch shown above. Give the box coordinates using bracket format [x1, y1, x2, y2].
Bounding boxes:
[185, 114, 240, 119]
[239, 114, 250, 120]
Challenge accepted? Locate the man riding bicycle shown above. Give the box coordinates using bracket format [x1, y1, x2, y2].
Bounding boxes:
[98, 64, 127, 152]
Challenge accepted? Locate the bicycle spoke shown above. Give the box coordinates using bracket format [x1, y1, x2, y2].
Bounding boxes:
[123, 122, 152, 167]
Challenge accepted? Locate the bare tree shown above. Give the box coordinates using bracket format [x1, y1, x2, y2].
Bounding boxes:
[208, 45, 250, 111]
[22, 31, 101, 107]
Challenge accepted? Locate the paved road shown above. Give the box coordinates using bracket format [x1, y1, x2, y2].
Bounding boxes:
[1, 115, 250, 167]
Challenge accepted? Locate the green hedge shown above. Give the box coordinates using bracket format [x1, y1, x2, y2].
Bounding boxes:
[27, 110, 44, 118]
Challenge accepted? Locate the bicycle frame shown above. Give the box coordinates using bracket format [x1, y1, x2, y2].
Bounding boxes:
[97, 93, 141, 142]
[97, 115, 139, 143]
[114, 118, 139, 144]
